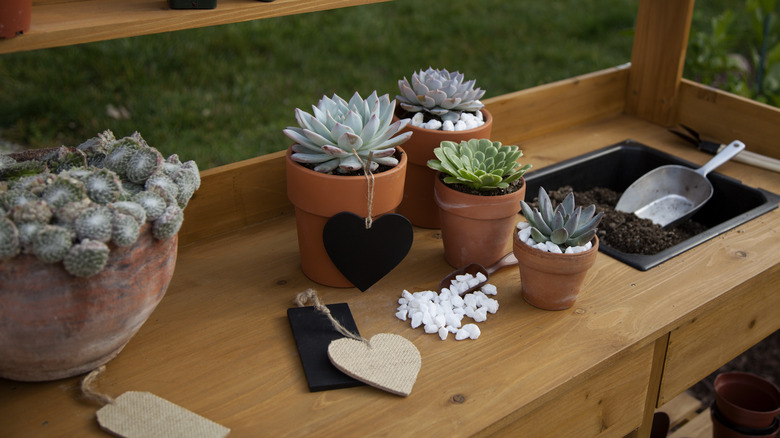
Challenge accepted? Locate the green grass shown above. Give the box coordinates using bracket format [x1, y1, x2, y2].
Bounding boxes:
[0, 0, 734, 169]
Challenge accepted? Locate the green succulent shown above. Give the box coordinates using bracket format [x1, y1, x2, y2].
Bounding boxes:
[396, 67, 485, 123]
[1, 129, 199, 277]
[283, 91, 412, 174]
[520, 187, 603, 250]
[426, 139, 531, 191]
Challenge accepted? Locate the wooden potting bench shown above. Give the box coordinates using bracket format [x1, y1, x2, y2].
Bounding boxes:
[1, 1, 778, 437]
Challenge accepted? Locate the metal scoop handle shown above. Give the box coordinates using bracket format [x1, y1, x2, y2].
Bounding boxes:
[697, 140, 745, 177]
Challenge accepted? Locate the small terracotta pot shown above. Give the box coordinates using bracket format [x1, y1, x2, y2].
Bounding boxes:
[393, 108, 493, 229]
[0, 0, 32, 39]
[0, 224, 177, 381]
[712, 403, 780, 438]
[286, 148, 407, 287]
[434, 174, 525, 268]
[512, 231, 599, 311]
[714, 371, 780, 429]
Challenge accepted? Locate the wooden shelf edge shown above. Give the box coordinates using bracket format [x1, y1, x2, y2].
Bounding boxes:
[0, 0, 391, 54]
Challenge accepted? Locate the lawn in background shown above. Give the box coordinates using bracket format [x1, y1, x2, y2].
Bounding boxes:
[0, 0, 734, 168]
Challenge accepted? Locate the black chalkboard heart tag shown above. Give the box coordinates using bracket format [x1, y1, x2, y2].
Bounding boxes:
[322, 212, 413, 291]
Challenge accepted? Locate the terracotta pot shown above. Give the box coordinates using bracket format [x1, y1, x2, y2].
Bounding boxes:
[0, 224, 178, 381]
[393, 108, 493, 229]
[712, 403, 780, 438]
[433, 174, 525, 268]
[286, 148, 407, 287]
[714, 371, 780, 429]
[512, 231, 599, 311]
[0, 0, 32, 39]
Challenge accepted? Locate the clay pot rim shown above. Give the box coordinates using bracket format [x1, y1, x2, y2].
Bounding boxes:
[714, 371, 780, 416]
[433, 171, 526, 200]
[285, 146, 407, 181]
[512, 226, 600, 260]
[393, 107, 494, 134]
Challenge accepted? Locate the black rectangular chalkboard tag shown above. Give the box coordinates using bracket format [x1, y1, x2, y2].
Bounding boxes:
[287, 303, 365, 392]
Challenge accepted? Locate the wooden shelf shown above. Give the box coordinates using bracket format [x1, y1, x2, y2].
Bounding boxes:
[0, 0, 390, 54]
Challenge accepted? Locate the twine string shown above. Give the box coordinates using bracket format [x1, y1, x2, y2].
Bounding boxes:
[81, 365, 115, 406]
[351, 150, 375, 229]
[294, 289, 370, 346]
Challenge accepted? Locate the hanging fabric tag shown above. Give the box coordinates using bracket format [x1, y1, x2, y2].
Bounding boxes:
[96, 391, 230, 438]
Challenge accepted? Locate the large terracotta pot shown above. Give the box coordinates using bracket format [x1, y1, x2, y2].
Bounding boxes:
[286, 148, 407, 287]
[394, 108, 493, 229]
[0, 0, 32, 39]
[512, 231, 599, 311]
[0, 224, 178, 381]
[433, 174, 525, 268]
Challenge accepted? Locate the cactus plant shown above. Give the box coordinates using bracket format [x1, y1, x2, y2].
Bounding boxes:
[427, 139, 531, 191]
[520, 187, 603, 251]
[396, 67, 486, 125]
[0, 129, 199, 277]
[283, 90, 412, 173]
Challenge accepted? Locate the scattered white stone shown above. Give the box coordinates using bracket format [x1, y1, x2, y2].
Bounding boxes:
[481, 283, 497, 296]
[411, 112, 425, 126]
[395, 276, 499, 341]
[516, 221, 591, 253]
[424, 119, 443, 130]
[442, 120, 455, 131]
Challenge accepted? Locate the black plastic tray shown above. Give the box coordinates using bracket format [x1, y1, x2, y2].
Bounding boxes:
[522, 140, 780, 271]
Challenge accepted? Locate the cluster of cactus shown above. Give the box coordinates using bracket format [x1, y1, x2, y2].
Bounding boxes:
[520, 187, 603, 250]
[284, 91, 412, 174]
[427, 139, 531, 191]
[396, 67, 486, 123]
[0, 130, 200, 277]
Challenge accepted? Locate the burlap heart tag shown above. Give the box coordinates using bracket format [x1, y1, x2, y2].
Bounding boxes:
[328, 333, 420, 397]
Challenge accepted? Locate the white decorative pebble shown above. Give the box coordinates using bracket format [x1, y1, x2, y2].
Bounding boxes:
[463, 324, 481, 340]
[425, 119, 443, 130]
[395, 278, 499, 341]
[442, 120, 455, 131]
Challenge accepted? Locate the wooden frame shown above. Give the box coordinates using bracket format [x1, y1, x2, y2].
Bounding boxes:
[1, 1, 778, 437]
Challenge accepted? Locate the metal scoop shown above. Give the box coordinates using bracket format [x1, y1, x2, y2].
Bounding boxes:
[438, 251, 518, 295]
[615, 140, 746, 227]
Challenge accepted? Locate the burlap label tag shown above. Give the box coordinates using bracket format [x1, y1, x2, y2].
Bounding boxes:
[328, 333, 421, 397]
[96, 391, 230, 438]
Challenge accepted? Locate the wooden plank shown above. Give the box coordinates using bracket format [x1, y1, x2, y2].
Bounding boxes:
[0, 0, 391, 54]
[178, 150, 291, 246]
[668, 408, 712, 438]
[484, 67, 628, 145]
[658, 391, 702, 430]
[659, 264, 780, 405]
[628, 334, 670, 438]
[625, 0, 695, 126]
[676, 79, 780, 159]
[478, 342, 654, 438]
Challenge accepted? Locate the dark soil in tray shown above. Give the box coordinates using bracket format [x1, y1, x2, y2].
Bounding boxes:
[531, 186, 779, 407]
[540, 186, 708, 256]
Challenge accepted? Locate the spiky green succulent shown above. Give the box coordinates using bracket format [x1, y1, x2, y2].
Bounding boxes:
[396, 67, 486, 123]
[63, 239, 110, 277]
[427, 139, 531, 191]
[1, 129, 198, 277]
[520, 187, 603, 250]
[283, 91, 412, 173]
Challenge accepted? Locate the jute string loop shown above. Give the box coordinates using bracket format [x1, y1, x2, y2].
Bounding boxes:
[81, 365, 115, 406]
[351, 150, 375, 229]
[294, 289, 370, 346]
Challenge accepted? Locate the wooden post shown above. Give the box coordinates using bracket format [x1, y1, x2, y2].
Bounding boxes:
[625, 0, 695, 126]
